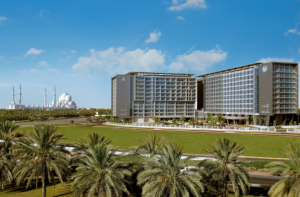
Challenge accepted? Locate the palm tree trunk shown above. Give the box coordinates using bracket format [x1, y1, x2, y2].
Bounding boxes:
[42, 163, 47, 197]
[36, 177, 38, 189]
[1, 175, 3, 191]
[224, 182, 228, 197]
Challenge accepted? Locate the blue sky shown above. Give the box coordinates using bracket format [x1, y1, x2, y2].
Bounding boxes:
[1, 0, 300, 108]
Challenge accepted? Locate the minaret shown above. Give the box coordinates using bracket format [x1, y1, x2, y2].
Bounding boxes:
[12, 85, 15, 103]
[19, 84, 21, 105]
[44, 87, 47, 107]
[53, 86, 56, 107]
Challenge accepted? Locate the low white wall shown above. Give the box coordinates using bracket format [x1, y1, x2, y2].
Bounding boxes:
[282, 125, 300, 129]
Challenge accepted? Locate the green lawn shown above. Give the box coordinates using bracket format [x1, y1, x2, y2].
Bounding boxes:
[0, 183, 72, 197]
[0, 182, 255, 197]
[16, 126, 300, 158]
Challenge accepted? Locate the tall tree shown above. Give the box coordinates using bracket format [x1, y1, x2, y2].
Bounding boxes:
[0, 120, 21, 154]
[180, 115, 186, 122]
[72, 143, 131, 197]
[206, 114, 212, 122]
[0, 150, 13, 190]
[138, 143, 204, 197]
[0, 120, 22, 190]
[199, 138, 250, 197]
[13, 124, 70, 197]
[265, 142, 300, 196]
[132, 134, 166, 157]
[189, 118, 197, 128]
[73, 132, 112, 152]
[216, 113, 224, 124]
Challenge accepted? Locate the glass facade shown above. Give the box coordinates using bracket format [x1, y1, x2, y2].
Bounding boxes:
[202, 63, 298, 116]
[132, 75, 196, 118]
[204, 68, 258, 115]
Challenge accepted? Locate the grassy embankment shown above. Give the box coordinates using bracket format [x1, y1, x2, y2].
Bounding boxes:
[0, 126, 289, 197]
[16, 126, 299, 158]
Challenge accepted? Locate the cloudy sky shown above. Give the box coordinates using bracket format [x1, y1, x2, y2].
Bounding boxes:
[1, 0, 300, 108]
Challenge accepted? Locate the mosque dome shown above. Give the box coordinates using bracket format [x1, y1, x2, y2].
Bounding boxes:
[65, 95, 72, 102]
[59, 92, 68, 102]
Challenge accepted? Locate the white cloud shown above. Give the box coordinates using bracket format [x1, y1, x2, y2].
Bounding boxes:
[46, 68, 60, 74]
[0, 16, 7, 25]
[24, 48, 45, 57]
[168, 46, 227, 73]
[0, 56, 3, 60]
[285, 23, 300, 36]
[257, 57, 294, 63]
[285, 28, 300, 36]
[38, 61, 49, 67]
[0, 83, 15, 89]
[145, 30, 161, 44]
[72, 47, 165, 75]
[177, 16, 185, 20]
[59, 55, 71, 62]
[61, 50, 76, 54]
[39, 10, 50, 18]
[168, 0, 207, 11]
[18, 69, 43, 74]
[18, 68, 60, 74]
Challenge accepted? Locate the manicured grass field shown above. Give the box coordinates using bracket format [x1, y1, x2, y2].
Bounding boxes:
[17, 126, 300, 158]
[0, 182, 254, 197]
[0, 183, 72, 197]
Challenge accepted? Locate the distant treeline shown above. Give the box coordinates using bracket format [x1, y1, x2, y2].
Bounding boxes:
[0, 108, 108, 121]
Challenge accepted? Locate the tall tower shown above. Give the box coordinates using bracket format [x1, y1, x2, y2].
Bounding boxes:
[12, 85, 15, 103]
[44, 87, 47, 107]
[19, 84, 21, 105]
[53, 86, 56, 107]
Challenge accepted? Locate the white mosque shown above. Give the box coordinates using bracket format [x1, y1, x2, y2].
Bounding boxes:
[7, 85, 77, 110]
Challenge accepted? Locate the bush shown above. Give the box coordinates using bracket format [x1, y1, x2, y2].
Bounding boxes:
[70, 120, 74, 124]
[86, 117, 92, 122]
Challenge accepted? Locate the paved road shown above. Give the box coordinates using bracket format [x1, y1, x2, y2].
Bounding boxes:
[182, 153, 287, 162]
[249, 172, 282, 185]
[19, 117, 88, 127]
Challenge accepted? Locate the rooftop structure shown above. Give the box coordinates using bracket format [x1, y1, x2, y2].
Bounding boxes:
[126, 72, 195, 77]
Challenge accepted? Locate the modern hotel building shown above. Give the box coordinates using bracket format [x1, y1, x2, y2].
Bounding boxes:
[111, 72, 197, 122]
[111, 62, 298, 125]
[197, 62, 298, 126]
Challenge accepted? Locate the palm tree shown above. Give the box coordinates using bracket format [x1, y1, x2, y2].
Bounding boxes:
[0, 150, 13, 190]
[71, 143, 131, 197]
[137, 143, 204, 197]
[0, 120, 22, 190]
[199, 138, 250, 197]
[265, 142, 300, 196]
[73, 132, 112, 152]
[0, 120, 21, 154]
[13, 124, 70, 197]
[189, 118, 197, 128]
[216, 114, 224, 124]
[130, 134, 166, 158]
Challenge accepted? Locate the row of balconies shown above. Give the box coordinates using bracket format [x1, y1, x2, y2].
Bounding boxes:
[275, 94, 296, 98]
[274, 90, 296, 93]
[136, 94, 196, 97]
[136, 82, 196, 85]
[274, 110, 296, 113]
[136, 77, 196, 81]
